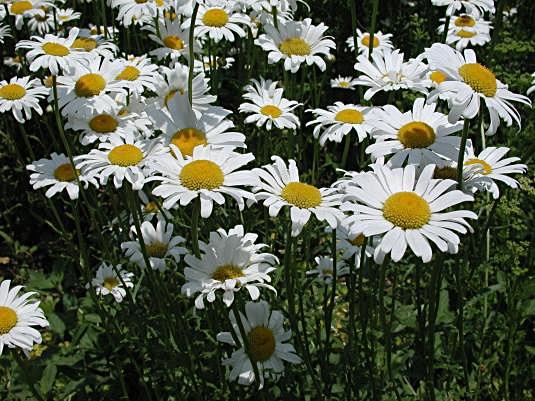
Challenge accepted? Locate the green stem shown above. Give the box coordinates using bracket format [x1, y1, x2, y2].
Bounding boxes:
[271, 5, 278, 30]
[425, 259, 442, 401]
[188, 3, 200, 105]
[457, 119, 470, 190]
[441, 15, 451, 43]
[348, 0, 359, 60]
[341, 133, 351, 168]
[368, 0, 380, 60]
[191, 197, 201, 258]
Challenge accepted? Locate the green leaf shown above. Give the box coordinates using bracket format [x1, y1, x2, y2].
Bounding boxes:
[39, 364, 57, 397]
[47, 313, 66, 337]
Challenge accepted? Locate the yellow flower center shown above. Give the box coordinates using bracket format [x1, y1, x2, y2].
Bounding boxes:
[383, 192, 431, 229]
[0, 83, 26, 100]
[458, 63, 497, 97]
[430, 70, 447, 85]
[361, 34, 379, 48]
[464, 158, 492, 175]
[53, 163, 78, 182]
[338, 81, 350, 88]
[279, 37, 311, 56]
[454, 15, 476, 27]
[10, 1, 32, 14]
[135, 0, 147, 3]
[163, 35, 185, 50]
[146, 242, 168, 258]
[103, 277, 119, 291]
[260, 104, 282, 118]
[107, 144, 144, 167]
[171, 128, 207, 157]
[202, 8, 229, 27]
[349, 233, 365, 246]
[33, 13, 47, 21]
[144, 201, 158, 214]
[179, 160, 224, 190]
[398, 121, 436, 149]
[335, 109, 364, 124]
[433, 166, 457, 180]
[75, 73, 106, 97]
[211, 264, 244, 281]
[321, 268, 334, 276]
[281, 182, 322, 209]
[89, 114, 119, 133]
[248, 326, 276, 362]
[71, 37, 97, 51]
[0, 306, 18, 334]
[456, 30, 477, 38]
[116, 66, 140, 81]
[164, 88, 185, 107]
[43, 75, 54, 88]
[42, 42, 70, 56]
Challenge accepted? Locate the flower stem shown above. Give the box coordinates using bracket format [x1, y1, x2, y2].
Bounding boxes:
[341, 133, 351, 168]
[191, 197, 201, 258]
[457, 119, 470, 190]
[368, 0, 379, 60]
[441, 15, 451, 43]
[188, 2, 200, 106]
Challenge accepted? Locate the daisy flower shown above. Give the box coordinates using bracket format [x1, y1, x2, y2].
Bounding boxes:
[255, 18, 336, 73]
[113, 56, 160, 96]
[150, 145, 258, 217]
[431, 0, 495, 18]
[75, 132, 165, 190]
[354, 49, 430, 100]
[8, 0, 47, 30]
[439, 14, 492, 51]
[121, 216, 186, 271]
[16, 28, 90, 75]
[346, 29, 393, 56]
[0, 280, 49, 356]
[365, 98, 463, 167]
[55, 56, 127, 117]
[148, 18, 193, 61]
[56, 8, 81, 25]
[111, 0, 164, 27]
[239, 79, 300, 131]
[0, 76, 49, 123]
[26, 9, 54, 35]
[330, 76, 359, 90]
[26, 152, 97, 200]
[463, 141, 527, 199]
[89, 263, 134, 303]
[194, 55, 235, 73]
[182, 225, 277, 309]
[151, 95, 245, 157]
[155, 62, 220, 118]
[217, 300, 301, 387]
[184, 0, 249, 43]
[306, 256, 350, 284]
[526, 72, 535, 96]
[254, 156, 344, 236]
[64, 105, 138, 145]
[138, 190, 171, 221]
[0, 24, 11, 44]
[341, 163, 477, 263]
[70, 28, 118, 59]
[426, 43, 531, 135]
[307, 102, 377, 146]
[330, 217, 374, 267]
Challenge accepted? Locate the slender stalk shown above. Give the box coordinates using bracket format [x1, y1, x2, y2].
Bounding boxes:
[341, 133, 351, 168]
[425, 259, 442, 401]
[441, 16, 451, 43]
[188, 2, 200, 105]
[271, 5, 278, 30]
[191, 197, 201, 258]
[348, 0, 359, 60]
[457, 119, 470, 190]
[367, 0, 380, 60]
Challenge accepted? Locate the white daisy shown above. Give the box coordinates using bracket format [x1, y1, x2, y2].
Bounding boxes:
[426, 43, 531, 135]
[70, 28, 118, 59]
[306, 256, 349, 284]
[0, 76, 49, 123]
[346, 29, 394, 56]
[113, 56, 160, 96]
[137, 190, 171, 221]
[254, 156, 345, 236]
[151, 94, 245, 157]
[16, 28, 90, 75]
[110, 0, 165, 27]
[0, 280, 49, 355]
[8, 0, 49, 30]
[0, 24, 11, 44]
[306, 102, 376, 146]
[330, 76, 359, 90]
[354, 48, 430, 100]
[365, 98, 463, 167]
[75, 132, 165, 190]
[26, 152, 97, 200]
[463, 141, 527, 199]
[528, 72, 535, 96]
[121, 216, 186, 271]
[341, 163, 477, 263]
[217, 300, 301, 387]
[439, 14, 492, 51]
[239, 79, 300, 131]
[184, 0, 249, 43]
[56, 8, 81, 25]
[148, 18, 194, 61]
[330, 216, 374, 267]
[255, 18, 336, 73]
[193, 55, 235, 73]
[65, 105, 138, 145]
[55, 56, 127, 117]
[89, 263, 134, 303]
[26, 9, 54, 35]
[150, 145, 258, 217]
[431, 0, 495, 18]
[182, 225, 277, 309]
